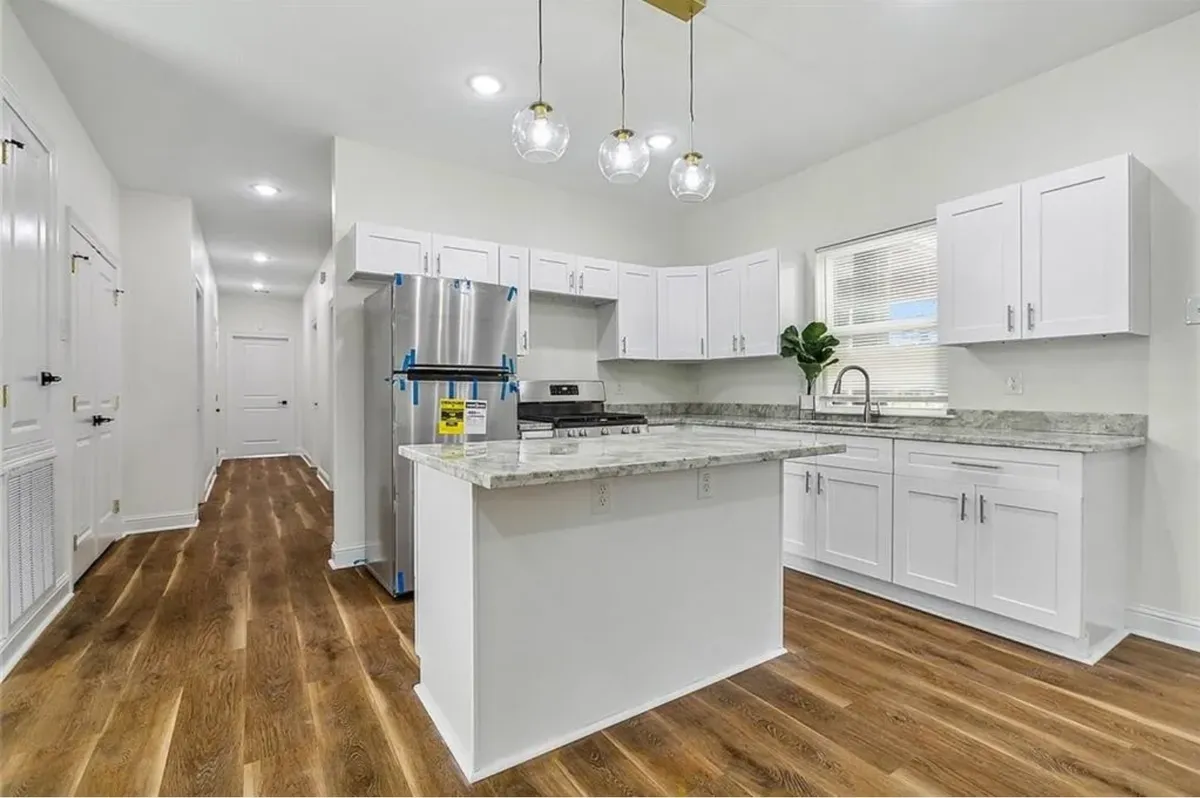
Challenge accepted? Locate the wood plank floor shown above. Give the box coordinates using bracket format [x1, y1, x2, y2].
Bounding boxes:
[2, 456, 1198, 796]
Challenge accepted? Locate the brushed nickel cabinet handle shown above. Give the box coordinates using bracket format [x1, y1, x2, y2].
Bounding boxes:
[1007, 305, 1014, 332]
[621, 336, 627, 354]
[950, 460, 1002, 470]
[1027, 302, 1035, 330]
[436, 252, 442, 275]
[979, 493, 986, 524]
[579, 272, 584, 293]
[816, 473, 824, 495]
[731, 334, 737, 352]
[805, 472, 812, 494]
[700, 337, 705, 356]
[423, 252, 429, 274]
[960, 492, 968, 521]
[740, 334, 745, 353]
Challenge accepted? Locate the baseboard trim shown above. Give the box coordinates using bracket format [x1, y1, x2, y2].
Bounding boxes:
[202, 466, 217, 503]
[328, 544, 367, 570]
[1, 576, 72, 681]
[298, 449, 315, 468]
[123, 510, 199, 536]
[1127, 605, 1200, 653]
[221, 453, 293, 461]
[316, 467, 332, 492]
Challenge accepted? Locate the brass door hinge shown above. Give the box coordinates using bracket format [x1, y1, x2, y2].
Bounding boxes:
[1, 138, 26, 166]
[71, 253, 89, 274]
[73, 534, 79, 551]
[113, 499, 121, 514]
[1, 384, 8, 408]
[72, 395, 79, 412]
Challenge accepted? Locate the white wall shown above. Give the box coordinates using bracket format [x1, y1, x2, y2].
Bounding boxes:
[193, 216, 219, 490]
[217, 290, 302, 456]
[121, 191, 211, 528]
[679, 13, 1200, 622]
[301, 249, 334, 485]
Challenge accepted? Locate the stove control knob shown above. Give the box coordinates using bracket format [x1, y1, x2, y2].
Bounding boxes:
[566, 429, 576, 438]
[632, 426, 641, 434]
[600, 427, 610, 435]
[621, 426, 630, 434]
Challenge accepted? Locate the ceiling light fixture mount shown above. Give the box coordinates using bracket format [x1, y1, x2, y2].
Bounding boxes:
[469, 74, 503, 96]
[252, 252, 270, 263]
[647, 133, 674, 151]
[669, 18, 715, 202]
[512, 0, 569, 163]
[598, 0, 650, 184]
[251, 183, 280, 197]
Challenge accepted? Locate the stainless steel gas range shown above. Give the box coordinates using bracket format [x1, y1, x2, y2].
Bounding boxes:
[517, 380, 650, 439]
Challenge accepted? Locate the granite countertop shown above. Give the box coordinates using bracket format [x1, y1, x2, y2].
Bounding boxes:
[397, 428, 845, 489]
[648, 416, 1146, 453]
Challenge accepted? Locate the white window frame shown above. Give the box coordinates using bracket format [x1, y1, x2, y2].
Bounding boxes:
[814, 220, 948, 417]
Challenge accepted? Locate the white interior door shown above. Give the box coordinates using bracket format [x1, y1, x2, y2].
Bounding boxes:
[228, 334, 295, 458]
[1, 100, 54, 453]
[70, 228, 122, 579]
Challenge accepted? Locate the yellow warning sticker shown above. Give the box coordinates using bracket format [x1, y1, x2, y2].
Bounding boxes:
[438, 398, 466, 436]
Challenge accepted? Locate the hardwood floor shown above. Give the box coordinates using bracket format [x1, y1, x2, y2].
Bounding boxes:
[2, 455, 1198, 796]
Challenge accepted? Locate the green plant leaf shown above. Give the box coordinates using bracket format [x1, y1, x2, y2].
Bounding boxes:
[801, 321, 828, 343]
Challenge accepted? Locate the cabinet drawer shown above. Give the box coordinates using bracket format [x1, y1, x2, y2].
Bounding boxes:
[815, 435, 893, 474]
[894, 440, 1081, 493]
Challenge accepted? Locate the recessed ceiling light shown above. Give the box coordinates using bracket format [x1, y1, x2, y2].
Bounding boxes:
[647, 134, 674, 151]
[252, 281, 265, 291]
[251, 183, 280, 197]
[252, 252, 269, 263]
[468, 74, 503, 97]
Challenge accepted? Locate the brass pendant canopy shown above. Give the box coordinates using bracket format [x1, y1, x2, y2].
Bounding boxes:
[641, 0, 705, 22]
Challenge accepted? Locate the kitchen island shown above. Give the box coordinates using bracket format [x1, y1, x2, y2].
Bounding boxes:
[397, 428, 843, 782]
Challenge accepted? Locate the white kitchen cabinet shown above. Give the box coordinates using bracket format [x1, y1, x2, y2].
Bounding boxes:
[706, 258, 741, 360]
[1021, 154, 1149, 339]
[782, 462, 817, 559]
[576, 257, 619, 300]
[937, 154, 1149, 345]
[738, 250, 781, 356]
[937, 185, 1022, 345]
[892, 475, 975, 604]
[529, 249, 576, 296]
[656, 266, 707, 360]
[598, 265, 657, 360]
[814, 465, 893, 582]
[432, 234, 499, 283]
[975, 485, 1081, 636]
[338, 223, 432, 281]
[500, 245, 531, 357]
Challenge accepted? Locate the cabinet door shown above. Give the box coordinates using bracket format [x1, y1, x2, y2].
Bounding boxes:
[616, 265, 657, 359]
[360, 225, 432, 277]
[738, 250, 780, 356]
[500, 246, 531, 356]
[706, 259, 741, 360]
[1021, 155, 1130, 339]
[2, 103, 53, 452]
[815, 466, 893, 581]
[937, 185, 1021, 345]
[433, 234, 499, 283]
[577, 257, 619, 300]
[893, 476, 975, 604]
[529, 249, 575, 295]
[782, 466, 817, 560]
[656, 266, 707, 360]
[975, 486, 1080, 635]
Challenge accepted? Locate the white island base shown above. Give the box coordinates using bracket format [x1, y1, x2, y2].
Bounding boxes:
[412, 460, 786, 782]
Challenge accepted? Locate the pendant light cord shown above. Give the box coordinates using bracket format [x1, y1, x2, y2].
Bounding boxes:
[537, 0, 545, 101]
[620, 0, 627, 128]
[688, 18, 695, 150]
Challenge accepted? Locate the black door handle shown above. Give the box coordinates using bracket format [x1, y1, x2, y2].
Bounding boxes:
[91, 415, 115, 426]
[40, 371, 63, 386]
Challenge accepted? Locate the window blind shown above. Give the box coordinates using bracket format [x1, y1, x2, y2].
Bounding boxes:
[816, 221, 947, 407]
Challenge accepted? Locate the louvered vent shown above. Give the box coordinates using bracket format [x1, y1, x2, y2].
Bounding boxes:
[6, 458, 56, 625]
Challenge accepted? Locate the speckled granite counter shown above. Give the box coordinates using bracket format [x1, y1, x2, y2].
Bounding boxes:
[648, 416, 1146, 453]
[397, 428, 844, 489]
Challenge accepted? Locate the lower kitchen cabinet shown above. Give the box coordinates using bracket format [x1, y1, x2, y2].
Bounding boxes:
[782, 463, 817, 559]
[893, 475, 975, 605]
[814, 465, 893, 581]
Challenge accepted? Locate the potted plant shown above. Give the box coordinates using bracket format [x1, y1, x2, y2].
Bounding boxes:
[780, 322, 840, 419]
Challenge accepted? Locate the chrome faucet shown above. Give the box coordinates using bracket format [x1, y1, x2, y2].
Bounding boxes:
[832, 365, 875, 423]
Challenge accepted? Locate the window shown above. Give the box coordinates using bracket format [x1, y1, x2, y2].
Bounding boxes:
[816, 221, 947, 411]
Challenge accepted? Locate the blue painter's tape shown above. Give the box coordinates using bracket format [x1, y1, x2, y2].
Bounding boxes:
[501, 381, 507, 401]
[471, 379, 479, 400]
[507, 285, 517, 302]
[396, 571, 406, 594]
[448, 381, 456, 399]
[392, 374, 406, 392]
[394, 273, 403, 285]
[412, 381, 420, 406]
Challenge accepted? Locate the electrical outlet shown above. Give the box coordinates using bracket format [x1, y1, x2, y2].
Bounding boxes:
[591, 480, 612, 514]
[613, 382, 625, 396]
[697, 469, 713, 500]
[1004, 372, 1024, 396]
[1186, 295, 1200, 325]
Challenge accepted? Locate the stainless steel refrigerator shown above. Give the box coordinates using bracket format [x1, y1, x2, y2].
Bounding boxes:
[363, 275, 519, 596]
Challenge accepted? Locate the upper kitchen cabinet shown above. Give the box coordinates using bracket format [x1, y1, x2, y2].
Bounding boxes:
[657, 266, 707, 360]
[576, 257, 619, 300]
[706, 249, 781, 359]
[529, 249, 576, 296]
[937, 154, 1149, 345]
[938, 185, 1022, 345]
[598, 265, 657, 360]
[1021, 154, 1149, 339]
[338, 223, 432, 281]
[500, 245, 532, 357]
[432, 235, 499, 283]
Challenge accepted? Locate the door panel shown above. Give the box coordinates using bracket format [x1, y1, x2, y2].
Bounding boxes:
[2, 102, 53, 453]
[433, 234, 499, 283]
[893, 475, 974, 603]
[577, 257, 618, 299]
[706, 260, 741, 360]
[656, 266, 706, 360]
[975, 486, 1081, 635]
[739, 250, 779, 356]
[937, 185, 1021, 344]
[782, 466, 816, 560]
[815, 466, 893, 581]
[229, 335, 295, 458]
[529, 250, 574, 295]
[362, 226, 431, 277]
[617, 265, 656, 359]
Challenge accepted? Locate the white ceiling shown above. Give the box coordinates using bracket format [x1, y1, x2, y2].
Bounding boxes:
[14, 0, 1200, 298]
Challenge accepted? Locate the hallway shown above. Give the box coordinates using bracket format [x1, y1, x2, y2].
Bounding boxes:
[3, 457, 1200, 796]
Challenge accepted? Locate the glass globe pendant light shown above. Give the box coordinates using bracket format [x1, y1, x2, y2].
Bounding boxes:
[598, 0, 650, 183]
[669, 19, 715, 202]
[512, 0, 569, 163]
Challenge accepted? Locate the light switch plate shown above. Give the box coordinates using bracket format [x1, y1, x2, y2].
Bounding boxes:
[1186, 295, 1200, 326]
[697, 469, 713, 500]
[591, 480, 612, 515]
